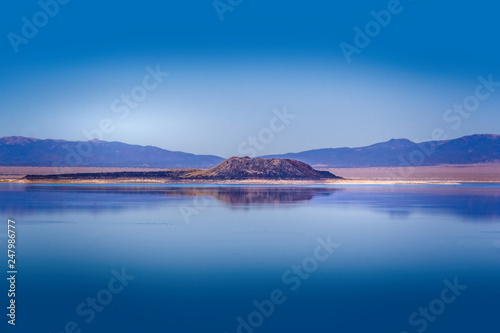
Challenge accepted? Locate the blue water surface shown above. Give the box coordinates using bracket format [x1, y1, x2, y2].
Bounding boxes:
[0, 184, 499, 332]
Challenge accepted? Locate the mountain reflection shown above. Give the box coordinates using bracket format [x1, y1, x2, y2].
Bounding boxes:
[331, 186, 500, 220]
[0, 185, 340, 215]
[168, 186, 339, 205]
[31, 185, 339, 205]
[0, 184, 499, 220]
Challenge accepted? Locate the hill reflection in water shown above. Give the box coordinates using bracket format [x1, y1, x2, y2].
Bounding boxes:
[0, 184, 499, 220]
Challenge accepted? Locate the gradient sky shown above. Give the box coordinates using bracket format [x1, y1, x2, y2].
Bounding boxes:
[1, 0, 499, 157]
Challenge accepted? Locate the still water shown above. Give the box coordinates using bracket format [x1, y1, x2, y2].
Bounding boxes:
[1, 184, 499, 332]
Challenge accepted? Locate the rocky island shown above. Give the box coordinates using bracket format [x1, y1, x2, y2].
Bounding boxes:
[22, 157, 342, 183]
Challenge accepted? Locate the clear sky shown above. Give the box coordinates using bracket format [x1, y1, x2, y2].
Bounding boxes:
[1, 0, 499, 157]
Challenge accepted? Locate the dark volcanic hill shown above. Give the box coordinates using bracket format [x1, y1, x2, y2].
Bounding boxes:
[0, 136, 224, 169]
[187, 157, 341, 179]
[261, 134, 500, 168]
[23, 157, 341, 181]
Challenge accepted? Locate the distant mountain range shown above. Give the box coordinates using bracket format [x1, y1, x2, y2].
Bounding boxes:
[0, 136, 223, 169]
[262, 134, 500, 167]
[1, 134, 499, 169]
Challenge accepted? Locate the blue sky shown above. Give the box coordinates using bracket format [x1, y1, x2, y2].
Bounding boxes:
[1, 0, 499, 157]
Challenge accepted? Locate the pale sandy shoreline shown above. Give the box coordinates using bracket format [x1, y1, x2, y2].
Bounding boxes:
[1, 178, 497, 186]
[323, 163, 500, 182]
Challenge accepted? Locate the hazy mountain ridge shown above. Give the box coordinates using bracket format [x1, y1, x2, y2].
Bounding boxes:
[0, 136, 224, 169]
[1, 134, 499, 169]
[261, 134, 500, 168]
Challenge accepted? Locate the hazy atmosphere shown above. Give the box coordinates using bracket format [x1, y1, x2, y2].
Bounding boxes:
[2, 0, 500, 157]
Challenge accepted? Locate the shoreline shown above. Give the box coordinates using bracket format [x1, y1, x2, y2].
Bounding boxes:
[2, 178, 499, 185]
[1, 163, 499, 185]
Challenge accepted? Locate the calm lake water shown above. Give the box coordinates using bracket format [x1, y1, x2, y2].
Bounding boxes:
[1, 183, 499, 332]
